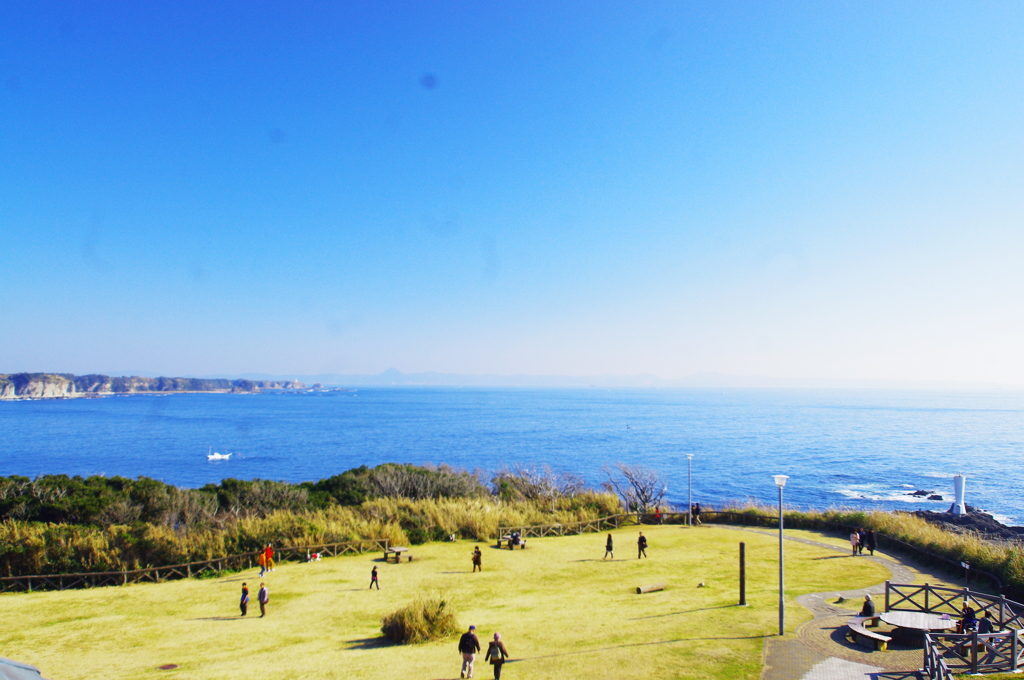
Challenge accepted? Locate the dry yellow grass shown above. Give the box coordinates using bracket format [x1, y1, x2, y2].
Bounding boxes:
[2, 525, 889, 680]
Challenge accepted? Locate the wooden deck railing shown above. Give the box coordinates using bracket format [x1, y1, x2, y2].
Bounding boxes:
[923, 633, 957, 680]
[0, 538, 388, 594]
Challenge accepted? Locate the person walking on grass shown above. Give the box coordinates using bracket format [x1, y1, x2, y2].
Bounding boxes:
[864, 529, 876, 556]
[857, 528, 868, 555]
[370, 565, 379, 589]
[849, 530, 860, 556]
[692, 502, 703, 526]
[257, 551, 267, 578]
[637, 531, 648, 559]
[239, 582, 250, 617]
[485, 632, 509, 680]
[458, 625, 481, 678]
[604, 534, 614, 560]
[257, 582, 269, 618]
[472, 546, 482, 572]
[264, 544, 275, 572]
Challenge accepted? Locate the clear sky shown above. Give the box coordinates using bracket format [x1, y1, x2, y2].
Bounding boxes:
[2, 2, 1023, 383]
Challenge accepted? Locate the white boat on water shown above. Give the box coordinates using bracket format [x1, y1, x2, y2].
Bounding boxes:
[207, 447, 232, 461]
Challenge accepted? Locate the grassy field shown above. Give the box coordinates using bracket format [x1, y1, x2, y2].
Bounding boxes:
[3, 525, 890, 680]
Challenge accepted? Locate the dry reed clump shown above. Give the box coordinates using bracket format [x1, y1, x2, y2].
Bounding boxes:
[381, 593, 460, 644]
[0, 494, 620, 576]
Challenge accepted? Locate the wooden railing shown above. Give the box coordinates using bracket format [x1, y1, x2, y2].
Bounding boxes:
[924, 630, 1023, 675]
[888, 581, 1024, 676]
[0, 538, 388, 594]
[923, 633, 957, 680]
[498, 513, 638, 538]
[885, 582, 1024, 631]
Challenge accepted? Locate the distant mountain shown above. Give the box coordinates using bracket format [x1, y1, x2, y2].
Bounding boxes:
[0, 373, 305, 400]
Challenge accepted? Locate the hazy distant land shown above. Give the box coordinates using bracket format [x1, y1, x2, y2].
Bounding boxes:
[0, 373, 305, 400]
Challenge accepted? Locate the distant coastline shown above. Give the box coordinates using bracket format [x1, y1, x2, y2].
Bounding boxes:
[0, 373, 306, 401]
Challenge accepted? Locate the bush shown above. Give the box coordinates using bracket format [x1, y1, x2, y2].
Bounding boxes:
[381, 594, 459, 644]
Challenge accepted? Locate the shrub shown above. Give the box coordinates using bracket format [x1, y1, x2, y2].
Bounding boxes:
[381, 594, 459, 644]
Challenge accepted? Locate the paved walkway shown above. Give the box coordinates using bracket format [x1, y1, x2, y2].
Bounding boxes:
[722, 528, 929, 680]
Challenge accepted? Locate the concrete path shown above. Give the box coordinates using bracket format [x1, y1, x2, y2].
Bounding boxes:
[721, 528, 927, 680]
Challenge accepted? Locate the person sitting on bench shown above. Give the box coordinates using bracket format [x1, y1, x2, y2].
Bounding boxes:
[860, 594, 876, 618]
[959, 605, 977, 633]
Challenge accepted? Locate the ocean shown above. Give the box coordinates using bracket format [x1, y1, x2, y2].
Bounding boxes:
[2, 388, 1022, 524]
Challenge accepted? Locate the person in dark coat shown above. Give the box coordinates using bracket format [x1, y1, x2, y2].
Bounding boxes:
[857, 528, 868, 555]
[860, 594, 876, 618]
[604, 534, 614, 560]
[472, 547, 482, 572]
[692, 502, 703, 526]
[637, 532, 648, 559]
[485, 632, 509, 680]
[370, 565, 379, 589]
[459, 625, 481, 678]
[239, 582, 250, 616]
[864, 530, 876, 556]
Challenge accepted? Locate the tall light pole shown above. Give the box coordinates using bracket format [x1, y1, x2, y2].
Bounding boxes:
[773, 474, 789, 636]
[687, 454, 694, 527]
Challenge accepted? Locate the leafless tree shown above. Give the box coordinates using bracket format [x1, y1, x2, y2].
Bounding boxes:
[492, 464, 585, 503]
[603, 463, 667, 513]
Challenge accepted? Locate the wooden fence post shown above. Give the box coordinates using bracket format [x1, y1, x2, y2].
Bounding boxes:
[885, 581, 890, 612]
[739, 542, 747, 606]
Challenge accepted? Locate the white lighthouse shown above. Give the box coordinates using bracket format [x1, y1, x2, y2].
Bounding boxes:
[952, 473, 967, 516]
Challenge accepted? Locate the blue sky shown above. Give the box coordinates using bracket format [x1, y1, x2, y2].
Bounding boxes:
[2, 2, 1024, 383]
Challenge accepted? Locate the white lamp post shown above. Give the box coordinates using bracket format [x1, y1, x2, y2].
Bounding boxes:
[687, 454, 694, 527]
[773, 474, 789, 636]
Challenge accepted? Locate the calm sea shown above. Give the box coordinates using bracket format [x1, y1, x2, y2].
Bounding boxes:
[2, 388, 1022, 524]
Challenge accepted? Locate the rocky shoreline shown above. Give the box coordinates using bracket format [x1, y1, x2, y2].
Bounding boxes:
[912, 506, 1024, 540]
[0, 373, 306, 400]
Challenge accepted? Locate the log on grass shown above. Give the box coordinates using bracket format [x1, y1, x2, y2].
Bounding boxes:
[636, 583, 666, 594]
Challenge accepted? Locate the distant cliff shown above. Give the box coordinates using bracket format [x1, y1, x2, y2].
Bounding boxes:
[0, 373, 306, 400]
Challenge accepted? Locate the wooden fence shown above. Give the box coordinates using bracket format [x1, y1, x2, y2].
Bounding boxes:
[922, 633, 957, 680]
[888, 581, 1024, 677]
[0, 538, 388, 594]
[498, 513, 638, 538]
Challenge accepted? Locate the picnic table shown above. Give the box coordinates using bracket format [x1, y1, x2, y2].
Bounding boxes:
[383, 546, 413, 563]
[880, 610, 956, 645]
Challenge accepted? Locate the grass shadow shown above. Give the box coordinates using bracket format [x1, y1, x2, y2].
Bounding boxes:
[509, 634, 771, 662]
[346, 637, 394, 650]
[189, 616, 248, 621]
[628, 604, 739, 621]
[813, 555, 856, 560]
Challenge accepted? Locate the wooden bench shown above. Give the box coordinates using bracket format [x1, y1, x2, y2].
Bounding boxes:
[496, 535, 527, 550]
[383, 547, 413, 563]
[847, 616, 890, 651]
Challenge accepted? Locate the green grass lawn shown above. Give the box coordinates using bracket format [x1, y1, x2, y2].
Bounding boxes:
[3, 525, 889, 680]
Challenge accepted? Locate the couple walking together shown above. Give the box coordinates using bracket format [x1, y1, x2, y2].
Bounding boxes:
[459, 625, 509, 679]
[602, 532, 649, 560]
[239, 582, 270, 617]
